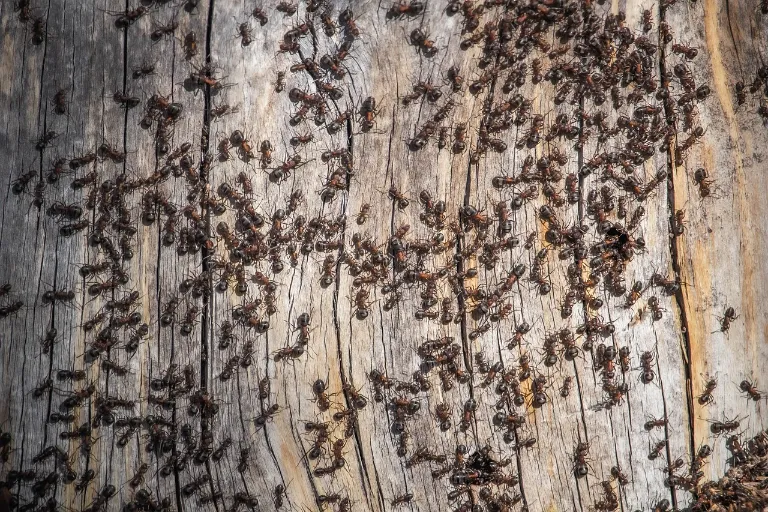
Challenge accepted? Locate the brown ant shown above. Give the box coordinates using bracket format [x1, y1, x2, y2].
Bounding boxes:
[52, 88, 68, 115]
[252, 7, 268, 25]
[132, 61, 155, 79]
[151, 19, 178, 41]
[237, 22, 253, 46]
[35, 130, 58, 150]
[644, 415, 668, 431]
[409, 28, 437, 57]
[30, 16, 47, 44]
[387, 187, 409, 210]
[698, 373, 718, 405]
[391, 493, 414, 506]
[648, 440, 667, 460]
[11, 170, 37, 195]
[708, 416, 741, 436]
[647, 296, 664, 320]
[276, 2, 298, 15]
[560, 376, 573, 398]
[693, 167, 714, 198]
[573, 441, 590, 478]
[183, 31, 198, 59]
[237, 447, 250, 473]
[359, 96, 379, 132]
[610, 466, 629, 486]
[42, 289, 75, 304]
[718, 306, 738, 332]
[739, 379, 762, 401]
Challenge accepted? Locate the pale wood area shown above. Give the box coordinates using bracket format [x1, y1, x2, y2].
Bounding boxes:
[0, 1, 766, 511]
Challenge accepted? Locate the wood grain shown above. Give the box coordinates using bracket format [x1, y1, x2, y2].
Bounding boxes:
[0, 1, 766, 511]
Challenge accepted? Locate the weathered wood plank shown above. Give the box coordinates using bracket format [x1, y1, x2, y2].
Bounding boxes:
[664, 0, 768, 487]
[1, 1, 767, 511]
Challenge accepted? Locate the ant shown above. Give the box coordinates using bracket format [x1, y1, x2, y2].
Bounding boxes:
[151, 18, 178, 41]
[739, 379, 762, 401]
[409, 28, 438, 57]
[387, 1, 425, 19]
[359, 96, 379, 132]
[707, 416, 741, 436]
[237, 22, 253, 46]
[718, 306, 738, 332]
[52, 88, 68, 115]
[644, 415, 668, 431]
[132, 61, 155, 79]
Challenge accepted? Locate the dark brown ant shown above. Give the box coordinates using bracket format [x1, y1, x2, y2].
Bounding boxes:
[211, 437, 232, 462]
[560, 376, 573, 398]
[610, 466, 629, 486]
[672, 43, 698, 60]
[132, 61, 155, 79]
[75, 469, 96, 493]
[275, 71, 286, 92]
[359, 96, 379, 132]
[709, 417, 741, 435]
[644, 415, 668, 431]
[409, 28, 437, 57]
[273, 346, 304, 362]
[289, 132, 314, 146]
[40, 327, 57, 354]
[33, 378, 53, 398]
[388, 187, 409, 210]
[129, 463, 148, 489]
[97, 142, 125, 163]
[649, 440, 667, 460]
[56, 369, 86, 381]
[52, 88, 68, 115]
[739, 379, 762, 401]
[254, 404, 280, 428]
[735, 81, 747, 106]
[211, 103, 240, 120]
[317, 494, 342, 506]
[340, 9, 360, 38]
[647, 296, 664, 321]
[42, 289, 75, 304]
[276, 1, 298, 15]
[11, 170, 37, 195]
[573, 441, 590, 478]
[237, 22, 253, 46]
[47, 202, 82, 220]
[35, 130, 58, 150]
[319, 11, 337, 36]
[641, 9, 653, 31]
[14, 0, 33, 23]
[151, 19, 178, 41]
[272, 484, 286, 508]
[693, 167, 714, 198]
[391, 493, 414, 506]
[108, 5, 147, 28]
[182, 475, 210, 497]
[31, 16, 47, 44]
[625, 281, 644, 308]
[113, 91, 140, 109]
[698, 373, 718, 405]
[237, 447, 250, 473]
[388, 1, 425, 18]
[183, 31, 199, 60]
[252, 7, 268, 25]
[230, 129, 256, 160]
[718, 306, 738, 332]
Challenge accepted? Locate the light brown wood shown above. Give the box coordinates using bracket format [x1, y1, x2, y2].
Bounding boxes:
[1, 1, 766, 511]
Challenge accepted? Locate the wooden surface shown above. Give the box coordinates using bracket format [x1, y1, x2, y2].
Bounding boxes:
[0, 0, 767, 511]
